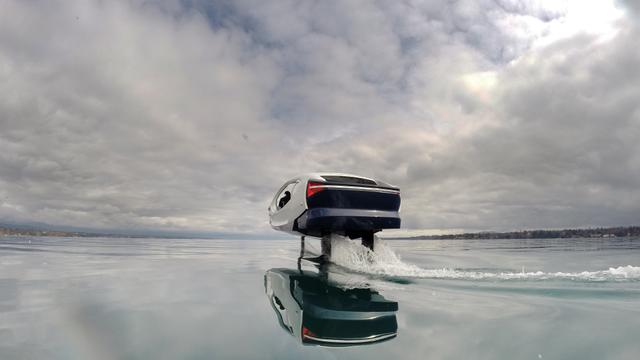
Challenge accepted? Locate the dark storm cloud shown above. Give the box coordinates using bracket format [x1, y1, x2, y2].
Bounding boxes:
[335, 15, 640, 231]
[0, 0, 637, 233]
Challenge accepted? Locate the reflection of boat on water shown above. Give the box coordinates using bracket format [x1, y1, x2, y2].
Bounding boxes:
[264, 267, 398, 346]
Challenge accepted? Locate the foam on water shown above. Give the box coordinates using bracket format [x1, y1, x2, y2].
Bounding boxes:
[329, 235, 640, 282]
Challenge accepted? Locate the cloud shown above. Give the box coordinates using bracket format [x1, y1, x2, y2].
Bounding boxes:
[0, 0, 637, 234]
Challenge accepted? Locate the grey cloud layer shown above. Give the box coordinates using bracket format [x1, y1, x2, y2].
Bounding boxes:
[0, 0, 637, 233]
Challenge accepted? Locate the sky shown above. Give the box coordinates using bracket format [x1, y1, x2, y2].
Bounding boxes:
[0, 0, 638, 236]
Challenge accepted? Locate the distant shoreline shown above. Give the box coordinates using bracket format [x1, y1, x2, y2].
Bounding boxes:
[0, 226, 167, 239]
[392, 226, 640, 240]
[1, 224, 639, 240]
[0, 226, 222, 240]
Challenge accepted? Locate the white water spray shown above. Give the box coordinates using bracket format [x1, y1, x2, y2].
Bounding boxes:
[327, 235, 640, 282]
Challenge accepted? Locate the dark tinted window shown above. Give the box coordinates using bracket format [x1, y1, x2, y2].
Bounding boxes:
[321, 176, 376, 185]
[273, 182, 297, 210]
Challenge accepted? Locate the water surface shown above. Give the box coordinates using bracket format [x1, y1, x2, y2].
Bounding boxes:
[1, 236, 639, 359]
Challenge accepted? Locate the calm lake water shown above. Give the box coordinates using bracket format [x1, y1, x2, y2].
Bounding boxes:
[1, 236, 639, 359]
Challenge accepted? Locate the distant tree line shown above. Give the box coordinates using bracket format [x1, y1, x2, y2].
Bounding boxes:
[0, 226, 114, 238]
[0, 225, 220, 239]
[401, 226, 640, 240]
[0, 226, 161, 239]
